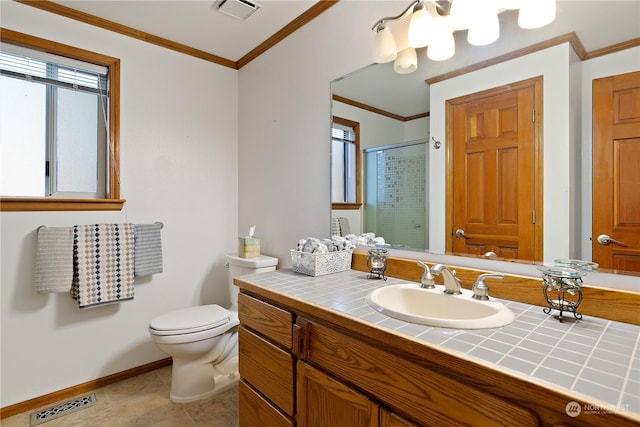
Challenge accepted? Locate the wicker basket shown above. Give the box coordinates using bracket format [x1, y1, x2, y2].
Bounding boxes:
[290, 249, 353, 277]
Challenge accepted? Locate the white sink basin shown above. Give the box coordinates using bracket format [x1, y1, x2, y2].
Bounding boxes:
[367, 283, 515, 329]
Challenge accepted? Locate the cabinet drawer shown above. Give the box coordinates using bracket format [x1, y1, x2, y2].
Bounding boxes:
[239, 292, 293, 350]
[239, 380, 294, 427]
[301, 319, 538, 427]
[239, 325, 295, 416]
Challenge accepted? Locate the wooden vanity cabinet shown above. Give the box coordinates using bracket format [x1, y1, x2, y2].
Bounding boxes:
[238, 291, 534, 426]
[238, 293, 295, 426]
[238, 291, 418, 427]
[295, 317, 538, 427]
[238, 280, 640, 427]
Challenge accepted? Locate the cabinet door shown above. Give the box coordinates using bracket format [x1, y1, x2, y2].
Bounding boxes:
[239, 380, 294, 427]
[297, 361, 378, 427]
[379, 408, 419, 427]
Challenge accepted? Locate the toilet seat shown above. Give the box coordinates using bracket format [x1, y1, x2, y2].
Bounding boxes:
[149, 304, 235, 336]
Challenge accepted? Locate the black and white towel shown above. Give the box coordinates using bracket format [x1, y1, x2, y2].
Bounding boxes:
[71, 224, 135, 308]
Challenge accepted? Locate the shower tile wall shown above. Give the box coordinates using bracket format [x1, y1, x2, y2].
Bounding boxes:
[367, 144, 426, 249]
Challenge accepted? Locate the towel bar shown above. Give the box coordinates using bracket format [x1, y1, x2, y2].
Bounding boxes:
[38, 222, 164, 231]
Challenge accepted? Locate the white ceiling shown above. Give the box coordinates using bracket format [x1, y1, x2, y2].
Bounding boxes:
[52, 0, 319, 62]
[48, 1, 639, 117]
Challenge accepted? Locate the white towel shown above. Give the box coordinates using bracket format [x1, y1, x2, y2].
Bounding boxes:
[35, 226, 74, 293]
[134, 223, 163, 276]
[71, 224, 135, 308]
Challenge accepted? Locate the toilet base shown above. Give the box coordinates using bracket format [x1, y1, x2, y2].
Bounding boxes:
[169, 354, 240, 403]
[169, 364, 240, 403]
[169, 370, 239, 403]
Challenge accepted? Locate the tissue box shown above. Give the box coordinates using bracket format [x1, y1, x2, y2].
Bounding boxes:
[290, 249, 352, 276]
[239, 237, 260, 258]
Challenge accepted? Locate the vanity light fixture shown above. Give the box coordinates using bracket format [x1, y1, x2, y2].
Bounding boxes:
[372, 0, 557, 73]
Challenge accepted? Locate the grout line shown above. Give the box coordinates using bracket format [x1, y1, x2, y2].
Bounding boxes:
[616, 326, 640, 407]
[493, 306, 548, 365]
[569, 320, 611, 391]
[529, 313, 584, 378]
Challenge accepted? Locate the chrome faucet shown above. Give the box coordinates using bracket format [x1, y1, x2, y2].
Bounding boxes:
[472, 273, 505, 300]
[417, 261, 435, 288]
[431, 264, 462, 295]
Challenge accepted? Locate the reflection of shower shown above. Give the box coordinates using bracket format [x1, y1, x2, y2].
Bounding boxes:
[364, 140, 427, 250]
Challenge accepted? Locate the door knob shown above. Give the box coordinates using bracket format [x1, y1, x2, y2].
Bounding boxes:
[596, 234, 628, 247]
[455, 229, 470, 239]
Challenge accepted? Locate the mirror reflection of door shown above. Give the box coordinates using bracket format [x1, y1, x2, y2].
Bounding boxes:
[446, 77, 542, 261]
[592, 71, 640, 275]
[364, 142, 427, 250]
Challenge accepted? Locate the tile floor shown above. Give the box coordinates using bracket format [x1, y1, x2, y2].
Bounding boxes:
[1, 366, 239, 427]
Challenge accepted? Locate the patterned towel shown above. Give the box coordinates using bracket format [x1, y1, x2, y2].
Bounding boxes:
[71, 224, 135, 308]
[35, 226, 74, 293]
[134, 223, 163, 276]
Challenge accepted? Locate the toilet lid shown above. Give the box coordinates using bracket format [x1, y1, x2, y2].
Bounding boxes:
[149, 304, 230, 335]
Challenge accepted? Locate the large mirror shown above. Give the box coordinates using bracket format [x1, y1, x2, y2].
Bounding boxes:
[331, 1, 640, 278]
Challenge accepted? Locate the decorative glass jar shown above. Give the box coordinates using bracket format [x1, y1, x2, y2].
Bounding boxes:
[538, 266, 586, 322]
[366, 248, 389, 280]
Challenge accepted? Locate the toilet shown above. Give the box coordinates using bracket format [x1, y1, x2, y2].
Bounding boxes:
[148, 254, 278, 403]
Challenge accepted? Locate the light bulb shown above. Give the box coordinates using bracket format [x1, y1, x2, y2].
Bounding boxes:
[468, 11, 500, 46]
[500, 0, 522, 9]
[372, 25, 397, 63]
[427, 17, 455, 61]
[518, 0, 556, 29]
[408, 4, 433, 48]
[394, 48, 418, 74]
[449, 0, 476, 31]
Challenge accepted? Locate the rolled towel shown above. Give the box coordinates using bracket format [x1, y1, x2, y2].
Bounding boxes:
[314, 243, 329, 254]
[35, 226, 74, 293]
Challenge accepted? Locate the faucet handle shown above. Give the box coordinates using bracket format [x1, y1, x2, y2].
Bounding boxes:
[472, 273, 504, 300]
[417, 261, 435, 289]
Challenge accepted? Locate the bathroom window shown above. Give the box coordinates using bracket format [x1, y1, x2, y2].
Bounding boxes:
[0, 29, 123, 211]
[331, 116, 361, 209]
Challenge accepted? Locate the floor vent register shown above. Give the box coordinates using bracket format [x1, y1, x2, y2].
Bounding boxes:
[30, 393, 97, 426]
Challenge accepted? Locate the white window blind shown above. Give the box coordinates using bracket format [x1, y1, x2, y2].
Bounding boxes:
[0, 43, 108, 96]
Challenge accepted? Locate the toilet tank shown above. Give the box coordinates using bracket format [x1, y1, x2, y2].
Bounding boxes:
[226, 254, 278, 310]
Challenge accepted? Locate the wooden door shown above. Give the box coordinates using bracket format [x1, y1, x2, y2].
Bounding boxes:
[447, 77, 542, 261]
[297, 361, 378, 427]
[592, 71, 640, 274]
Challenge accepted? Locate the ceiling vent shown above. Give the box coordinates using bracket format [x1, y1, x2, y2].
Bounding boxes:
[214, 0, 261, 21]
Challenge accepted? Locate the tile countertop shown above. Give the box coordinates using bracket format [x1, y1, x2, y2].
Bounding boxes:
[238, 269, 640, 416]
